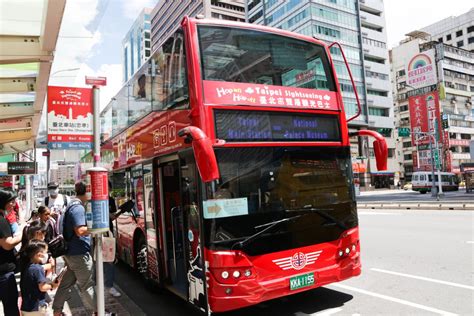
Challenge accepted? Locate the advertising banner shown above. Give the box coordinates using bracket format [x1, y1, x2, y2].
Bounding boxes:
[406, 49, 437, 89]
[203, 80, 339, 111]
[409, 91, 442, 171]
[47, 86, 93, 149]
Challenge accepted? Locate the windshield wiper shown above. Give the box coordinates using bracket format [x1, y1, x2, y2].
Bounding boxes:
[231, 215, 302, 250]
[287, 208, 348, 230]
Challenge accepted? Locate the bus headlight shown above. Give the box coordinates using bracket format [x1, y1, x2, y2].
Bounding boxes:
[221, 271, 229, 279]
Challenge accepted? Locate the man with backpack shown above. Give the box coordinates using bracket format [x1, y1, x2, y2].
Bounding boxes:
[52, 181, 96, 316]
[43, 182, 70, 234]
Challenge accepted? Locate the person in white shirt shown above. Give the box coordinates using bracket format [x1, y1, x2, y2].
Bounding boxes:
[42, 182, 70, 234]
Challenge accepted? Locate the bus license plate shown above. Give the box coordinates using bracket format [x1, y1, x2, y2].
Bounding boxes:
[290, 272, 315, 290]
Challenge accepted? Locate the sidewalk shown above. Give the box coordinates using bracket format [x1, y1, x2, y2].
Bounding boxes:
[0, 257, 145, 316]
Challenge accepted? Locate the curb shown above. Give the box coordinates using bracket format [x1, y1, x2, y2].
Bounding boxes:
[357, 202, 474, 210]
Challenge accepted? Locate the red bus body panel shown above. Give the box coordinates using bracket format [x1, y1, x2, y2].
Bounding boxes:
[205, 228, 361, 313]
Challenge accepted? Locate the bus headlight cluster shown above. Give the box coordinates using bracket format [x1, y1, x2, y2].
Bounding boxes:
[338, 243, 358, 258]
[215, 268, 255, 283]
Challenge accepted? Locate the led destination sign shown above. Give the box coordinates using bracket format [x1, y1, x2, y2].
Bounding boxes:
[215, 110, 340, 142]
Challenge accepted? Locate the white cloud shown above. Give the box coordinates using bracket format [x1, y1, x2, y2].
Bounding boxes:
[121, 0, 157, 19]
[75, 63, 123, 112]
[50, 0, 102, 83]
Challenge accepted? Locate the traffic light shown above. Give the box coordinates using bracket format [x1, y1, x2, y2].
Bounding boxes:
[441, 115, 449, 129]
[377, 128, 391, 137]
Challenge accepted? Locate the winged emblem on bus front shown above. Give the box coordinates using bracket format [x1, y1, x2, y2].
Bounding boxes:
[272, 250, 323, 271]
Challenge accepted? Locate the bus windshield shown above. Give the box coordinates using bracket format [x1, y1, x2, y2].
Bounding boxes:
[203, 147, 356, 255]
[198, 25, 336, 91]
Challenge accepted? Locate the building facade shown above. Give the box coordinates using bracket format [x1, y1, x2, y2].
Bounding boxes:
[247, 0, 395, 188]
[150, 0, 245, 53]
[392, 29, 474, 180]
[420, 8, 474, 52]
[122, 8, 152, 83]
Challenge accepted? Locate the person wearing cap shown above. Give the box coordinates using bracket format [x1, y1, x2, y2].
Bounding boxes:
[43, 182, 70, 234]
[0, 189, 23, 315]
[52, 181, 96, 316]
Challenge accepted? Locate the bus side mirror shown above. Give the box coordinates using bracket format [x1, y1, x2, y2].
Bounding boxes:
[178, 126, 220, 183]
[349, 130, 388, 171]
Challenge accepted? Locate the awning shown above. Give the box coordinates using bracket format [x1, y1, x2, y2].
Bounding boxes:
[0, 0, 66, 156]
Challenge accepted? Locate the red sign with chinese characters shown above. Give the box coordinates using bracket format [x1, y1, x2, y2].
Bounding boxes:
[203, 80, 340, 111]
[47, 86, 93, 150]
[408, 91, 442, 171]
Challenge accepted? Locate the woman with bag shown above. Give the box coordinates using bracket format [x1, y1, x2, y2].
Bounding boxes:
[0, 189, 23, 316]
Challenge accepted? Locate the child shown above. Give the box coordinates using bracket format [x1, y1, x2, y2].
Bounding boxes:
[19, 221, 55, 281]
[20, 239, 60, 316]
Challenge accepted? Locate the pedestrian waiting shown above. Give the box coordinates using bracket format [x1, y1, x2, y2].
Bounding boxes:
[52, 181, 96, 316]
[20, 239, 62, 316]
[0, 189, 23, 316]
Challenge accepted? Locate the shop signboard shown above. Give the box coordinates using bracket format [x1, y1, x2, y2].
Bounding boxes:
[7, 162, 37, 175]
[405, 49, 437, 89]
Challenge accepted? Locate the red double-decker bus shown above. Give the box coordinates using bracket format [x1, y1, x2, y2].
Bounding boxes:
[102, 17, 388, 314]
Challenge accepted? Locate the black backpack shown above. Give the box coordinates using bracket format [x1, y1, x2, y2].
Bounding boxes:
[48, 200, 81, 258]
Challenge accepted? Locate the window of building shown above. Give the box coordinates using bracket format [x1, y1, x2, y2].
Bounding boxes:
[456, 83, 467, 91]
[461, 134, 471, 140]
[397, 69, 406, 77]
[400, 105, 408, 112]
[388, 148, 395, 158]
[456, 30, 463, 37]
[368, 107, 388, 116]
[404, 154, 412, 160]
[366, 70, 388, 80]
[468, 37, 474, 44]
[468, 26, 474, 33]
[362, 37, 387, 48]
[361, 22, 382, 32]
[364, 55, 385, 64]
[403, 141, 412, 148]
[470, 86, 474, 92]
[446, 34, 452, 41]
[457, 40, 464, 47]
[438, 37, 443, 43]
[462, 147, 470, 153]
[367, 89, 388, 97]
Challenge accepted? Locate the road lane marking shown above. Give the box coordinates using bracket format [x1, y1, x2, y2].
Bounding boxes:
[467, 241, 474, 244]
[370, 268, 474, 291]
[358, 212, 402, 215]
[329, 283, 458, 316]
[296, 307, 343, 315]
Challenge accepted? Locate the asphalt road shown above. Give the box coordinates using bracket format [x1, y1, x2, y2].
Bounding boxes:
[356, 189, 474, 202]
[115, 209, 474, 315]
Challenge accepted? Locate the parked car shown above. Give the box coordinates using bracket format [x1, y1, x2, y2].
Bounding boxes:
[403, 182, 412, 190]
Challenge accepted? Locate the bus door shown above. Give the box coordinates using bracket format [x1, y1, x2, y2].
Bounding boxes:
[160, 159, 187, 297]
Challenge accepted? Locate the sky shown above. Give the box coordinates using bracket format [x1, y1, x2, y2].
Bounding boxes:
[48, 0, 473, 112]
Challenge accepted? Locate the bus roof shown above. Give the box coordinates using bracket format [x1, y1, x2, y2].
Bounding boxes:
[184, 16, 329, 50]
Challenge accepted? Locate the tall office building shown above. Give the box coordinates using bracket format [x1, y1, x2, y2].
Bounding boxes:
[247, 0, 395, 188]
[151, 0, 245, 52]
[122, 8, 152, 83]
[392, 10, 474, 180]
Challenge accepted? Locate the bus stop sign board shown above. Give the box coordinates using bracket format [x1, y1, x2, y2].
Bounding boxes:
[85, 76, 107, 86]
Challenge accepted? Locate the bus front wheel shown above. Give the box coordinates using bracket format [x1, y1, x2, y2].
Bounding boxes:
[135, 237, 149, 281]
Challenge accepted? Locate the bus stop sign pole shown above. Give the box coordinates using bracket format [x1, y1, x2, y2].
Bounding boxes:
[92, 85, 105, 316]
